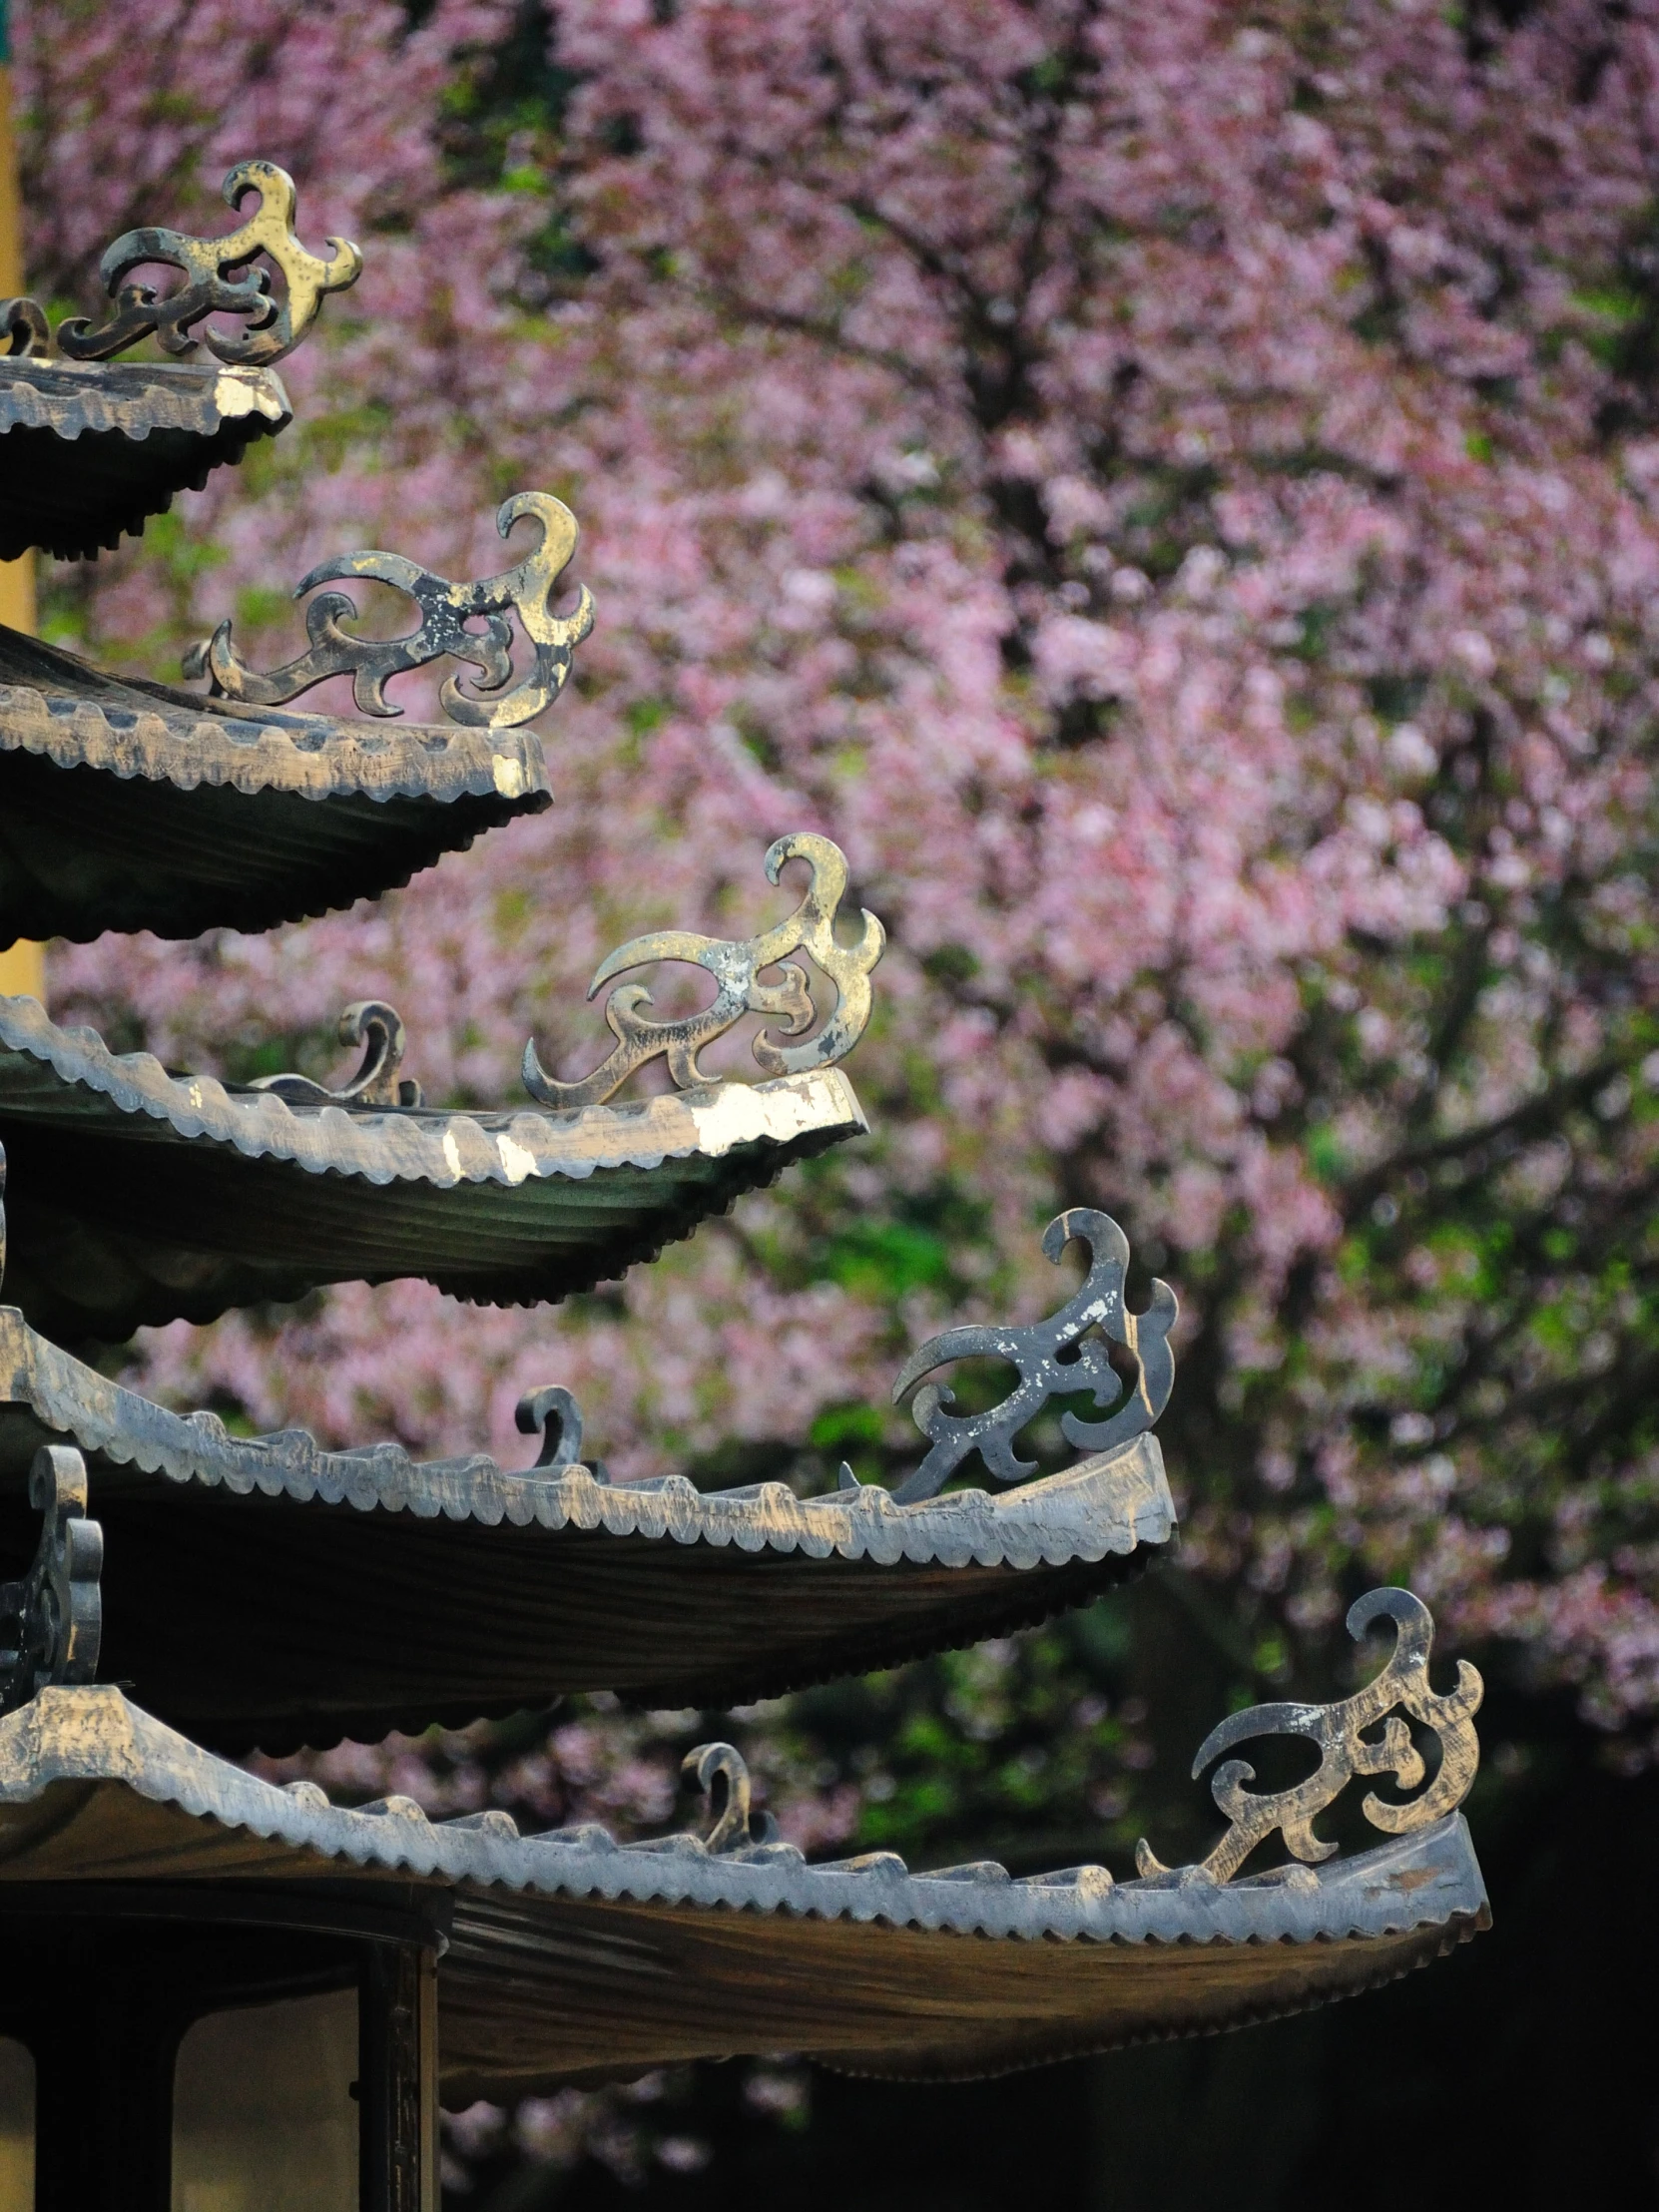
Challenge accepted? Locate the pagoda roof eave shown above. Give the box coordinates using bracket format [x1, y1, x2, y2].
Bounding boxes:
[0, 998, 865, 1338]
[0, 626, 552, 945]
[0, 357, 293, 561]
[0, 1686, 1490, 2091]
[0, 1308, 1173, 1748]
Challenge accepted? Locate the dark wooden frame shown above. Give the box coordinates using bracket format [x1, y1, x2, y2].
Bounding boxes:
[0, 1887, 440, 2212]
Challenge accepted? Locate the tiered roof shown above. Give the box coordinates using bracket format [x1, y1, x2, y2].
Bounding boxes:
[0, 1685, 1487, 2095]
[0, 1304, 1174, 1752]
[0, 161, 1489, 2083]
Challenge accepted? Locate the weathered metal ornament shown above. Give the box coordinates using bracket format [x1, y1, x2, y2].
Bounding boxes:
[683, 1742, 783, 1851]
[516, 1383, 585, 1469]
[1, 161, 360, 367]
[0, 1445, 102, 1716]
[0, 298, 52, 356]
[523, 831, 884, 1107]
[890, 1208, 1178, 1503]
[515, 1382, 612, 1482]
[1137, 1586, 1484, 1884]
[184, 492, 595, 729]
[251, 1001, 423, 1109]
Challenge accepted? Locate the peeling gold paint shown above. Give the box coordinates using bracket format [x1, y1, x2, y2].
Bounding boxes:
[497, 1133, 536, 1183]
[210, 370, 285, 423]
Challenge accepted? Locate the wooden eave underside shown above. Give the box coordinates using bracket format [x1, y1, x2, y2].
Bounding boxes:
[0, 996, 866, 1339]
[0, 357, 292, 561]
[0, 626, 552, 945]
[0, 1307, 1174, 1750]
[0, 1688, 1490, 2091]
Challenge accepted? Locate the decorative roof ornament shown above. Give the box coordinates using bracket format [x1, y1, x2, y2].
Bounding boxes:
[515, 1383, 611, 1482]
[0, 1446, 103, 1717]
[1137, 1587, 1484, 1885]
[524, 832, 884, 1108]
[666, 1593, 1480, 1892]
[184, 492, 595, 730]
[1, 298, 55, 355]
[682, 1743, 782, 1853]
[889, 1208, 1178, 1503]
[1, 162, 360, 367]
[249, 1001, 423, 1109]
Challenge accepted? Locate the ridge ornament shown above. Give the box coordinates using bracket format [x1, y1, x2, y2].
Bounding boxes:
[1137, 1586, 1484, 1885]
[3, 162, 360, 367]
[682, 1743, 782, 1853]
[523, 832, 884, 1108]
[250, 1001, 423, 1109]
[185, 492, 595, 729]
[890, 1208, 1178, 1502]
[0, 1445, 103, 1716]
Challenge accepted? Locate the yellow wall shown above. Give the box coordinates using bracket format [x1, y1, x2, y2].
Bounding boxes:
[0, 57, 45, 1004]
[0, 59, 21, 290]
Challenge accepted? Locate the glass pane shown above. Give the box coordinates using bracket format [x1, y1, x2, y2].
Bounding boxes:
[172, 1986, 357, 2212]
[0, 2037, 34, 2212]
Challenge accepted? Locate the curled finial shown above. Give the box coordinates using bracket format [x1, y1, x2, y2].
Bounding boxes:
[183, 492, 593, 730]
[0, 298, 52, 357]
[39, 161, 361, 367]
[889, 1208, 1178, 1503]
[250, 1002, 421, 1110]
[523, 832, 884, 1109]
[682, 1742, 777, 1854]
[516, 1384, 584, 1471]
[1135, 1588, 1484, 1885]
[0, 1445, 103, 1715]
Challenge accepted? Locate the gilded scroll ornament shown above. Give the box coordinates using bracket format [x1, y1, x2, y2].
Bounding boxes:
[1137, 1586, 1483, 1885]
[249, 1002, 423, 1110]
[185, 492, 594, 730]
[3, 162, 360, 367]
[889, 1209, 1177, 1503]
[0, 1446, 104, 1716]
[522, 832, 884, 1108]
